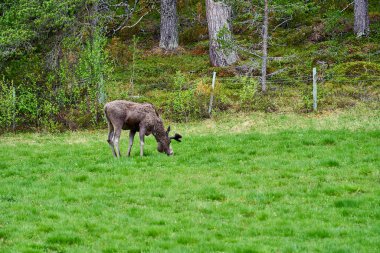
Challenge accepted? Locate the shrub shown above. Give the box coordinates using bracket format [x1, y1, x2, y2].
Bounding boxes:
[239, 78, 258, 111]
[253, 92, 278, 113]
[0, 78, 16, 131]
[167, 71, 199, 122]
[17, 84, 38, 126]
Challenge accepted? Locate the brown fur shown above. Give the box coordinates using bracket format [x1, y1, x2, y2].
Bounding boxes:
[104, 100, 176, 157]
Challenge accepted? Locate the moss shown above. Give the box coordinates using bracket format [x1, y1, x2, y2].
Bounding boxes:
[329, 61, 380, 77]
[276, 26, 314, 46]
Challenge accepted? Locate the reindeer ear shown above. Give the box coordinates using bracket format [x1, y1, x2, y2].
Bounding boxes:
[167, 126, 171, 133]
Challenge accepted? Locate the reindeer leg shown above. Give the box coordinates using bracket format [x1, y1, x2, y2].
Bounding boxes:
[107, 122, 117, 157]
[113, 127, 122, 158]
[127, 130, 136, 157]
[108, 131, 117, 157]
[139, 129, 145, 157]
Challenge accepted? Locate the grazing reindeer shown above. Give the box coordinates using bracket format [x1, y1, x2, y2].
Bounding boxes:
[104, 100, 182, 157]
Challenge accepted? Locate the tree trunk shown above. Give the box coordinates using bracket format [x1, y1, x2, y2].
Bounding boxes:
[354, 0, 370, 37]
[159, 0, 178, 50]
[261, 0, 268, 93]
[206, 0, 238, 67]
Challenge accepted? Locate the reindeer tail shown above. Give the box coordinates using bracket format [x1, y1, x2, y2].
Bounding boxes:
[104, 104, 111, 124]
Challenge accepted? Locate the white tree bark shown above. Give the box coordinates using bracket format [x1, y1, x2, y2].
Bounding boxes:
[206, 0, 238, 67]
[354, 0, 370, 37]
[159, 0, 179, 50]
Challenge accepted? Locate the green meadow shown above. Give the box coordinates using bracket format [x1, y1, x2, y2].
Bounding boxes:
[0, 107, 379, 252]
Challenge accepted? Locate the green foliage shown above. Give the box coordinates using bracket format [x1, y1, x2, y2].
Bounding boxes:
[170, 89, 197, 122]
[17, 84, 39, 124]
[1, 0, 380, 131]
[0, 28, 111, 132]
[281, 26, 314, 45]
[180, 24, 207, 44]
[76, 28, 111, 123]
[253, 92, 279, 113]
[0, 78, 16, 130]
[239, 77, 258, 111]
[327, 61, 380, 81]
[168, 71, 198, 122]
[173, 70, 187, 90]
[38, 100, 59, 132]
[0, 0, 82, 61]
[0, 0, 113, 132]
[129, 35, 141, 93]
[217, 25, 235, 54]
[300, 84, 314, 113]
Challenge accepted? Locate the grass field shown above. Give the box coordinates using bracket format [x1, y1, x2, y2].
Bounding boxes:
[0, 107, 379, 252]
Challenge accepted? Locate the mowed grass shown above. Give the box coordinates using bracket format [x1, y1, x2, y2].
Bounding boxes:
[0, 108, 379, 252]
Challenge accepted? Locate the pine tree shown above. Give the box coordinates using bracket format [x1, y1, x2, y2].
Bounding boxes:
[354, 0, 370, 37]
[159, 0, 179, 50]
[205, 0, 238, 67]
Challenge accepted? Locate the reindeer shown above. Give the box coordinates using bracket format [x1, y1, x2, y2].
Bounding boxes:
[104, 100, 182, 157]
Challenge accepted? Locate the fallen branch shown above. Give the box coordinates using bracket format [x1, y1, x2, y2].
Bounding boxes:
[267, 68, 287, 77]
[341, 1, 354, 12]
[273, 16, 292, 31]
[268, 55, 295, 61]
[236, 45, 262, 59]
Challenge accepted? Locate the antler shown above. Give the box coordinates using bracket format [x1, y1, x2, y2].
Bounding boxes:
[170, 133, 182, 142]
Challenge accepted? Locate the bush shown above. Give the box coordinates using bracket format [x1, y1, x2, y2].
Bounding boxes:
[239, 78, 258, 111]
[0, 78, 16, 131]
[253, 92, 278, 113]
[166, 72, 199, 122]
[17, 84, 38, 126]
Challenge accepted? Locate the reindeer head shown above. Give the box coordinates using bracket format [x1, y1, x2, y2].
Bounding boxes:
[156, 126, 182, 156]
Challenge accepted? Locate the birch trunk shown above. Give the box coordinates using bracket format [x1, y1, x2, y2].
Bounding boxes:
[206, 0, 238, 67]
[159, 0, 178, 50]
[354, 0, 370, 37]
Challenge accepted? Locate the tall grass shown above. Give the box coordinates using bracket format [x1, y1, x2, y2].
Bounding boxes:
[0, 108, 379, 252]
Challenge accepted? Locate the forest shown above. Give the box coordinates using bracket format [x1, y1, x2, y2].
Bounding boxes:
[1, 1, 380, 252]
[0, 0, 379, 131]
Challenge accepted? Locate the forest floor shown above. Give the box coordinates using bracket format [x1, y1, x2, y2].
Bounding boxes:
[0, 106, 379, 252]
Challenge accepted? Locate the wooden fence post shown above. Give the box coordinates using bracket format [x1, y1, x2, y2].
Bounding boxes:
[208, 71, 216, 117]
[313, 67, 317, 112]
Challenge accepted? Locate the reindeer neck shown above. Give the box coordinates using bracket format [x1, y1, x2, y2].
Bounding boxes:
[152, 122, 166, 143]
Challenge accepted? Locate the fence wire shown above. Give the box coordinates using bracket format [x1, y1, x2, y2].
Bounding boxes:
[122, 73, 380, 98]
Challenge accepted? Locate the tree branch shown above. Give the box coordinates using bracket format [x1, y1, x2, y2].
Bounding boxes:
[120, 11, 150, 30]
[236, 45, 262, 59]
[267, 68, 287, 77]
[272, 16, 292, 31]
[341, 1, 354, 12]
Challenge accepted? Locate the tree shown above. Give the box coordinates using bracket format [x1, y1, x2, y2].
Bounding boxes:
[108, 0, 155, 35]
[159, 0, 178, 50]
[354, 0, 369, 37]
[261, 0, 268, 93]
[0, 0, 81, 64]
[205, 0, 238, 67]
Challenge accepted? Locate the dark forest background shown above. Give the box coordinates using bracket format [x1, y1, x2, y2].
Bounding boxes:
[0, 0, 379, 132]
